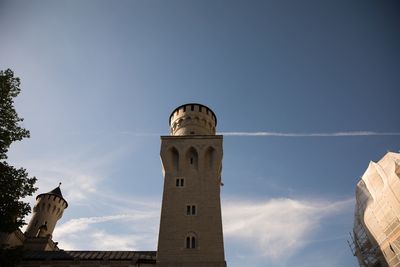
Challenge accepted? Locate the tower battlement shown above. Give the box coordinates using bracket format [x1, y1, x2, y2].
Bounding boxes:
[25, 185, 68, 238]
[169, 103, 217, 136]
[158, 103, 226, 267]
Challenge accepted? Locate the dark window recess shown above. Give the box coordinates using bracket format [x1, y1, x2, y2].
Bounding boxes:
[186, 236, 196, 249]
[192, 205, 196, 215]
[187, 206, 191, 215]
[191, 105, 194, 111]
[191, 237, 196, 248]
[186, 237, 191, 248]
[183, 106, 186, 111]
[186, 205, 196, 215]
[199, 106, 202, 112]
[176, 178, 184, 187]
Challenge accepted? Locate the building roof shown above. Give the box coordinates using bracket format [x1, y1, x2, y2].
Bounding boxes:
[36, 183, 68, 208]
[48, 186, 64, 198]
[23, 250, 157, 262]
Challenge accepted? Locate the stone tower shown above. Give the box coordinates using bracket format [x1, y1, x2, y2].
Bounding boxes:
[25, 184, 68, 238]
[157, 103, 226, 267]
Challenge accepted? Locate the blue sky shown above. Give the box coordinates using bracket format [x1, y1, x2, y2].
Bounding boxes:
[1, 0, 399, 266]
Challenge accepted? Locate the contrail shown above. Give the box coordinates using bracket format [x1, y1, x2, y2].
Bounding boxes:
[90, 131, 400, 137]
[218, 131, 400, 137]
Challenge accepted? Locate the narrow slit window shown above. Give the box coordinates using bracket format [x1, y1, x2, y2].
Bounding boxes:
[187, 205, 191, 215]
[176, 178, 184, 187]
[187, 147, 198, 169]
[186, 205, 197, 215]
[191, 237, 196, 248]
[186, 237, 191, 248]
[192, 205, 196, 215]
[185, 234, 197, 249]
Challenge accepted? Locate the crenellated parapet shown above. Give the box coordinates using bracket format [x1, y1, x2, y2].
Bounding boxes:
[169, 103, 217, 136]
[25, 184, 68, 239]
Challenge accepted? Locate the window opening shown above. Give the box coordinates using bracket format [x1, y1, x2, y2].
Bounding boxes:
[185, 234, 197, 249]
[186, 237, 190, 248]
[187, 206, 191, 215]
[191, 237, 196, 248]
[170, 147, 179, 172]
[176, 178, 184, 187]
[191, 105, 194, 111]
[186, 205, 196, 215]
[187, 147, 198, 169]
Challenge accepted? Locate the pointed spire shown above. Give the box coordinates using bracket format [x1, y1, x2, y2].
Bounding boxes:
[47, 182, 64, 198]
[36, 182, 68, 208]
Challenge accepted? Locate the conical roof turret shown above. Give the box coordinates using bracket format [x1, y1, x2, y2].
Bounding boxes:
[37, 182, 68, 208]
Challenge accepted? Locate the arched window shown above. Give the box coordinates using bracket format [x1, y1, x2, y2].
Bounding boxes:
[186, 147, 198, 170]
[169, 147, 179, 172]
[205, 147, 215, 171]
[185, 232, 197, 249]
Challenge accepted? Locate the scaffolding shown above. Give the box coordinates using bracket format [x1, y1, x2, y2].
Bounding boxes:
[348, 217, 385, 267]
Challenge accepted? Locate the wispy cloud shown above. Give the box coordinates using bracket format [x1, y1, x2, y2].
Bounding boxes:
[222, 197, 354, 260]
[10, 139, 134, 205]
[55, 213, 157, 237]
[52, 195, 353, 263]
[219, 131, 400, 137]
[54, 210, 159, 251]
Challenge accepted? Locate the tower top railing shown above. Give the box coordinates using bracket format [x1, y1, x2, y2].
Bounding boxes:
[169, 103, 217, 136]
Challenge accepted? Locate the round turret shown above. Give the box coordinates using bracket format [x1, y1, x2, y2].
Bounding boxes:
[169, 103, 217, 136]
[25, 183, 68, 238]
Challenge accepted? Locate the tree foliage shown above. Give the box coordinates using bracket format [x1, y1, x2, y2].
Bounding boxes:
[0, 69, 37, 234]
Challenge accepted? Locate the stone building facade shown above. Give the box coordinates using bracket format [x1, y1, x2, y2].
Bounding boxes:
[1, 103, 226, 267]
[157, 104, 226, 267]
[350, 152, 400, 267]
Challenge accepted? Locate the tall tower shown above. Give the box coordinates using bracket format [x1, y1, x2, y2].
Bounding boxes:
[157, 103, 226, 267]
[25, 184, 68, 239]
